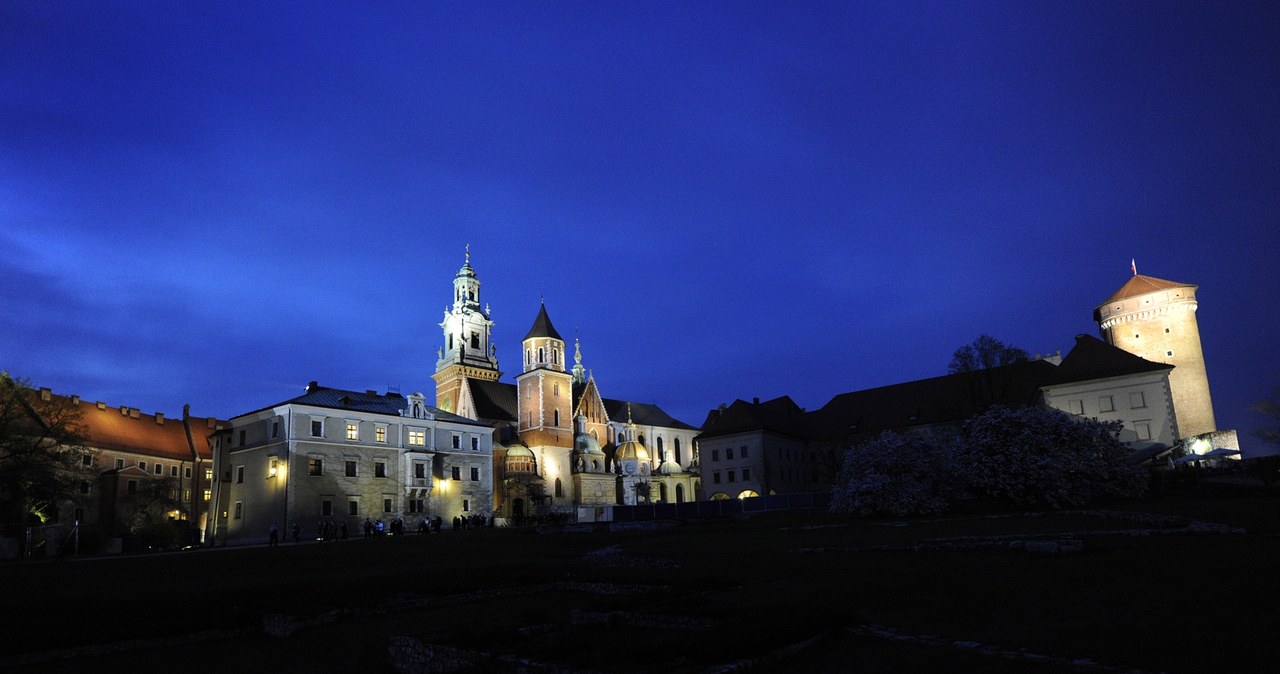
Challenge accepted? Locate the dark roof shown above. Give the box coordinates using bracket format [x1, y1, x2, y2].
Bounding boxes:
[467, 380, 518, 423]
[602, 398, 697, 431]
[523, 303, 563, 341]
[696, 396, 808, 440]
[804, 360, 1060, 440]
[1100, 274, 1194, 305]
[1046, 334, 1174, 385]
[237, 383, 484, 426]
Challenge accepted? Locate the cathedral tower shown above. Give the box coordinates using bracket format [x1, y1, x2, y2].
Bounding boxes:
[516, 303, 574, 448]
[1094, 270, 1216, 438]
[433, 248, 501, 415]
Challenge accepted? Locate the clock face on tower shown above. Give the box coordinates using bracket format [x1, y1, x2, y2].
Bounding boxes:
[623, 462, 637, 475]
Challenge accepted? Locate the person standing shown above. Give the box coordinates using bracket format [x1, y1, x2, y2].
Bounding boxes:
[269, 521, 279, 546]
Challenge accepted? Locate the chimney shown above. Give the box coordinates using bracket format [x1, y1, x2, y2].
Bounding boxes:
[72, 395, 80, 405]
[120, 405, 129, 416]
[306, 381, 318, 392]
[155, 412, 165, 425]
[183, 404, 190, 418]
[207, 417, 216, 429]
[129, 408, 140, 419]
[96, 401, 106, 410]
[39, 387, 51, 401]
[753, 397, 760, 405]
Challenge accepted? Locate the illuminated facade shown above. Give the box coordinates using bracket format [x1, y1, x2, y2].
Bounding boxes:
[431, 252, 699, 522]
[1094, 273, 1217, 438]
[206, 384, 493, 546]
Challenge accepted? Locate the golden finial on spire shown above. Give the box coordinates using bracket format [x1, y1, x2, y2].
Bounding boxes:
[465, 243, 470, 265]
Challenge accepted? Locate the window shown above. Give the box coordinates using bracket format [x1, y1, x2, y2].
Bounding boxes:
[154, 464, 163, 475]
[308, 458, 323, 476]
[553, 383, 559, 396]
[1135, 422, 1153, 441]
[139, 461, 147, 471]
[470, 332, 479, 349]
[463, 499, 470, 512]
[1068, 399, 1084, 415]
[321, 500, 332, 516]
[713, 472, 721, 484]
[239, 430, 246, 446]
[348, 500, 359, 516]
[127, 480, 138, 494]
[712, 450, 719, 462]
[414, 463, 426, 479]
[375, 426, 387, 443]
[726, 447, 734, 460]
[234, 501, 242, 519]
[1166, 350, 1174, 357]
[375, 461, 387, 478]
[82, 454, 93, 467]
[236, 466, 245, 483]
[272, 419, 280, 438]
[345, 460, 357, 477]
[728, 470, 736, 482]
[452, 434, 461, 449]
[170, 466, 178, 477]
[79, 480, 89, 495]
[185, 467, 192, 479]
[1130, 392, 1147, 409]
[451, 466, 461, 480]
[554, 410, 560, 426]
[408, 429, 425, 446]
[471, 467, 480, 481]
[674, 438, 682, 464]
[741, 446, 748, 458]
[743, 468, 751, 481]
[471, 437, 479, 451]
[311, 419, 323, 437]
[346, 423, 358, 441]
[383, 498, 392, 513]
[115, 458, 125, 470]
[203, 489, 211, 502]
[1099, 396, 1114, 413]
[183, 489, 191, 502]
[555, 477, 563, 497]
[205, 468, 213, 481]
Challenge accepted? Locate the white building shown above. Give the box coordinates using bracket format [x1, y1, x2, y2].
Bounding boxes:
[206, 384, 493, 546]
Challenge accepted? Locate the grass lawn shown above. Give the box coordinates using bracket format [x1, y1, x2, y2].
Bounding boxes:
[2, 492, 1276, 673]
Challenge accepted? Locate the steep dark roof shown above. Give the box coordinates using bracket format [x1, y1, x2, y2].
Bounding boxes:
[467, 380, 518, 423]
[602, 398, 697, 431]
[523, 303, 563, 341]
[696, 396, 808, 440]
[804, 360, 1060, 440]
[236, 383, 484, 426]
[1046, 334, 1173, 385]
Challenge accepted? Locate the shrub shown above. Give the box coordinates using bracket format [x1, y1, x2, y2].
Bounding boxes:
[830, 431, 957, 517]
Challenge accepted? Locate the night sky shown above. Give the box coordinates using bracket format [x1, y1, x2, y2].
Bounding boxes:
[4, 2, 1278, 455]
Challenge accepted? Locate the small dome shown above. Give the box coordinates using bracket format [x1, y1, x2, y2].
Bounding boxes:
[658, 460, 684, 475]
[575, 431, 605, 455]
[506, 445, 534, 458]
[614, 439, 650, 463]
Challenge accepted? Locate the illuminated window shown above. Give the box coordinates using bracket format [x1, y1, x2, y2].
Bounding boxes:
[409, 429, 425, 446]
[308, 458, 323, 476]
[205, 468, 213, 481]
[346, 423, 358, 441]
[345, 460, 357, 477]
[375, 426, 387, 443]
[203, 489, 211, 502]
[1130, 392, 1147, 409]
[375, 461, 387, 478]
[183, 489, 191, 501]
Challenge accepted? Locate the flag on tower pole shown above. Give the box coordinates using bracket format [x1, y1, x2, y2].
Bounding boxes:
[1131, 258, 1137, 276]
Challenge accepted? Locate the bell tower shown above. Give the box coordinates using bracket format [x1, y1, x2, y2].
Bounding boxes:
[516, 302, 573, 448]
[433, 247, 501, 415]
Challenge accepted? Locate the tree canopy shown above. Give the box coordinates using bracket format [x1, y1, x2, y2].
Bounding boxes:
[948, 334, 1029, 374]
[0, 373, 94, 533]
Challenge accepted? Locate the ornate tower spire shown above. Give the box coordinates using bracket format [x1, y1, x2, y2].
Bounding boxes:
[571, 334, 586, 385]
[433, 247, 501, 415]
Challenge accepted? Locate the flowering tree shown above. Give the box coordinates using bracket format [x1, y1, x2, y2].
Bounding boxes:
[829, 431, 957, 516]
[954, 405, 1146, 509]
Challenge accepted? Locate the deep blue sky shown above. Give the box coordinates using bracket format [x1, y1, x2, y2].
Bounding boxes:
[4, 2, 1278, 453]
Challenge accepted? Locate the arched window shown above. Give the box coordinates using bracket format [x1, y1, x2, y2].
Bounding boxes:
[554, 410, 560, 427]
[737, 489, 760, 500]
[674, 438, 682, 464]
[590, 429, 598, 441]
[659, 484, 668, 502]
[638, 434, 646, 446]
[675, 484, 685, 503]
[538, 347, 545, 363]
[657, 436, 664, 454]
[554, 477, 563, 497]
